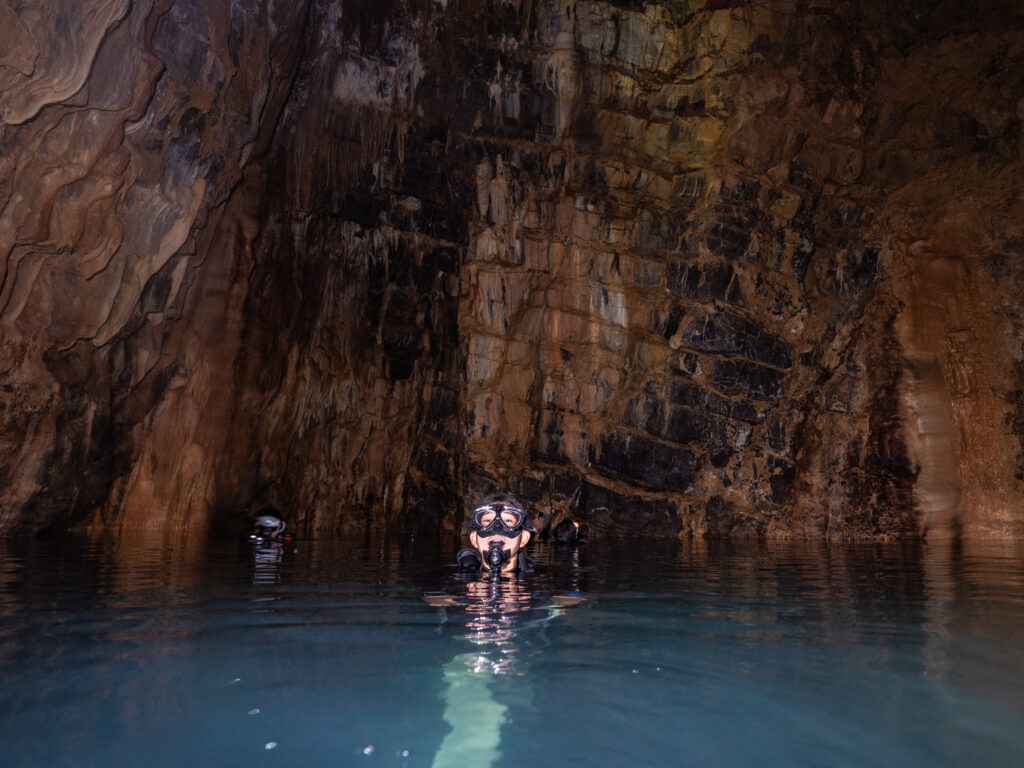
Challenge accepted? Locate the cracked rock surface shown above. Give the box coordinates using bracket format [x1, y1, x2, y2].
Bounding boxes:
[2, 0, 1024, 540]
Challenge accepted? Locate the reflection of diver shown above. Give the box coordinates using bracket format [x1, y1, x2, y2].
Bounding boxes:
[427, 576, 584, 768]
[251, 540, 284, 585]
[426, 577, 534, 768]
[433, 576, 540, 674]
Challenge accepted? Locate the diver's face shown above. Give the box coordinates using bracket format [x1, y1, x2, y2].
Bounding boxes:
[469, 507, 531, 573]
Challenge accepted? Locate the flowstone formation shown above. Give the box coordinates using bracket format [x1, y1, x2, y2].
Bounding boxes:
[2, 0, 1023, 540]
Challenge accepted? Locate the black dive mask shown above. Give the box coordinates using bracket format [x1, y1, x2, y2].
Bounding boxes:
[468, 503, 527, 537]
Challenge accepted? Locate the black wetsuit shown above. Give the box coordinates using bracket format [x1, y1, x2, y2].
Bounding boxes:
[456, 547, 535, 575]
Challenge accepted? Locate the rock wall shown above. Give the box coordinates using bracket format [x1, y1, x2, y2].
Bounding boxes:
[2, 0, 1023, 539]
[0, 0, 313, 537]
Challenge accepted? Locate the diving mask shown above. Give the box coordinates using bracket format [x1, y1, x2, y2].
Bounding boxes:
[468, 503, 527, 537]
[255, 515, 284, 534]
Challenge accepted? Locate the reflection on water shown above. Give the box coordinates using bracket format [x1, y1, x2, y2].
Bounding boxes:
[251, 541, 286, 585]
[458, 579, 535, 674]
[425, 572, 586, 767]
[428, 577, 542, 768]
[923, 538, 1024, 703]
[0, 533, 1022, 768]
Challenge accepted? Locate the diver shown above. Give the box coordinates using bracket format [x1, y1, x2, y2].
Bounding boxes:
[247, 507, 292, 585]
[551, 518, 581, 544]
[249, 507, 291, 544]
[456, 493, 535, 577]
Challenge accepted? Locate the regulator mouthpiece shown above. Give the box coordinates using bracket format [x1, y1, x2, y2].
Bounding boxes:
[486, 541, 511, 573]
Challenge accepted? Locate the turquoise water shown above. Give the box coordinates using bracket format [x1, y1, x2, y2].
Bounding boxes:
[1, 535, 1022, 767]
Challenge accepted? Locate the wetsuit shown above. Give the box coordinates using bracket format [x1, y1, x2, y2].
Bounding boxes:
[456, 547, 535, 575]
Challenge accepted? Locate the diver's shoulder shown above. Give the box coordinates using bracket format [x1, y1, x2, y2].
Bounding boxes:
[456, 547, 483, 571]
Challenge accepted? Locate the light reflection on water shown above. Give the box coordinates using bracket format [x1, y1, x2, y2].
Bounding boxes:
[0, 534, 1022, 768]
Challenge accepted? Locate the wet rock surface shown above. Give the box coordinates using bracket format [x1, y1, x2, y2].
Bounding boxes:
[2, 0, 1024, 539]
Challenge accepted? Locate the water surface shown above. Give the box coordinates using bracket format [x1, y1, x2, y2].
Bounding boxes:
[1, 534, 1022, 767]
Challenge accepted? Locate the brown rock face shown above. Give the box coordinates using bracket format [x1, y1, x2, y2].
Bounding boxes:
[2, 0, 1023, 540]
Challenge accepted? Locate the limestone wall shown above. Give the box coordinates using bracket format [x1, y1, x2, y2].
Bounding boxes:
[1, 0, 1023, 539]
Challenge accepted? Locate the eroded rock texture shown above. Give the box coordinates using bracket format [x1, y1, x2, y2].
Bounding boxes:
[2, 0, 1024, 540]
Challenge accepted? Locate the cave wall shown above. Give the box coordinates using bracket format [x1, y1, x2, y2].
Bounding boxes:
[0, 0, 313, 536]
[2, 0, 1023, 539]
